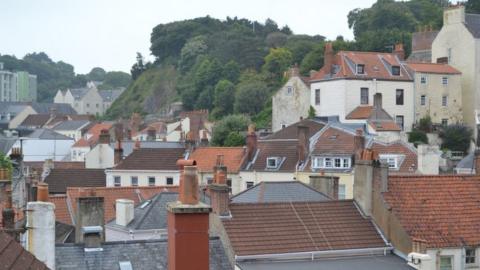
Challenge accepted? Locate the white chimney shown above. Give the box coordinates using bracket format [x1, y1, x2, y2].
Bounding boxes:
[417, 144, 440, 175]
[444, 5, 465, 25]
[116, 199, 134, 226]
[25, 201, 56, 269]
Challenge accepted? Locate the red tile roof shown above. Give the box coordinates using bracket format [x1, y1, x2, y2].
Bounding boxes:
[370, 141, 417, 173]
[369, 121, 401, 132]
[247, 140, 299, 172]
[406, 62, 461, 75]
[222, 200, 387, 256]
[72, 138, 90, 148]
[311, 51, 412, 82]
[266, 119, 325, 140]
[346, 106, 373, 120]
[85, 123, 113, 145]
[0, 231, 49, 269]
[312, 126, 356, 155]
[190, 147, 246, 173]
[49, 195, 72, 225]
[384, 175, 480, 248]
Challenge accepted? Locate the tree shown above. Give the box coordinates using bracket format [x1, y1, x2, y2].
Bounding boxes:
[222, 60, 241, 84]
[417, 115, 433, 133]
[300, 43, 324, 75]
[308, 106, 316, 119]
[131, 52, 146, 80]
[212, 80, 235, 118]
[98, 71, 132, 89]
[234, 80, 269, 116]
[211, 114, 251, 146]
[262, 48, 293, 81]
[266, 32, 288, 48]
[87, 67, 106, 82]
[408, 129, 428, 147]
[466, 0, 480, 13]
[178, 35, 208, 73]
[224, 132, 245, 146]
[439, 124, 473, 153]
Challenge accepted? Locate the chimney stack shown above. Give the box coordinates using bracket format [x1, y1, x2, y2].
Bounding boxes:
[25, 183, 55, 269]
[98, 129, 110, 144]
[134, 139, 141, 150]
[75, 196, 105, 244]
[209, 155, 230, 216]
[2, 188, 15, 237]
[394, 43, 405, 61]
[167, 164, 211, 270]
[297, 125, 309, 164]
[417, 145, 440, 175]
[246, 124, 257, 162]
[354, 129, 365, 160]
[114, 140, 124, 165]
[309, 175, 339, 199]
[200, 130, 209, 146]
[115, 199, 134, 226]
[324, 42, 334, 75]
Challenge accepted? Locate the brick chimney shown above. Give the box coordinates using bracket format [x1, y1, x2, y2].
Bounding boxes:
[2, 188, 14, 236]
[246, 124, 257, 162]
[114, 140, 123, 165]
[167, 164, 211, 270]
[354, 129, 365, 160]
[394, 43, 405, 61]
[176, 159, 197, 204]
[75, 196, 105, 244]
[98, 129, 110, 144]
[200, 130, 209, 147]
[209, 155, 230, 216]
[25, 183, 55, 269]
[324, 42, 334, 75]
[308, 175, 339, 199]
[297, 125, 309, 164]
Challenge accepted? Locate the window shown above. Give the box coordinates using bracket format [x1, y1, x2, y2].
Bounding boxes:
[324, 158, 332, 168]
[360, 88, 369, 105]
[440, 256, 453, 270]
[315, 89, 320, 105]
[312, 157, 350, 169]
[442, 95, 448, 106]
[281, 124, 286, 129]
[334, 158, 341, 168]
[395, 115, 404, 131]
[421, 95, 426, 106]
[379, 155, 399, 169]
[148, 177, 155, 186]
[466, 248, 476, 264]
[227, 179, 232, 188]
[114, 176, 121, 187]
[442, 118, 448, 126]
[286, 86, 294, 95]
[131, 176, 138, 186]
[338, 184, 346, 200]
[356, 64, 365, 74]
[246, 181, 254, 189]
[420, 75, 427, 84]
[392, 66, 400, 76]
[396, 89, 404, 105]
[267, 157, 279, 169]
[312, 157, 322, 168]
[442, 76, 448, 85]
[166, 177, 173, 185]
[207, 178, 213, 185]
[342, 158, 350, 168]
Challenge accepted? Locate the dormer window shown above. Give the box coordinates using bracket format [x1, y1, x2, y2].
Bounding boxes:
[356, 64, 365, 74]
[379, 154, 399, 170]
[392, 66, 400, 76]
[312, 157, 351, 169]
[266, 157, 280, 169]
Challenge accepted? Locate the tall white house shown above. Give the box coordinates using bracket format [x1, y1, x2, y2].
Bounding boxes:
[432, 5, 480, 131]
[310, 43, 414, 131]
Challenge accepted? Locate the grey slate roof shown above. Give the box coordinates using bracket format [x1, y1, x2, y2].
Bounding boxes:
[99, 89, 124, 102]
[110, 141, 184, 157]
[231, 181, 331, 203]
[237, 254, 413, 270]
[53, 120, 90, 131]
[55, 237, 232, 270]
[0, 134, 16, 154]
[466, 13, 480, 38]
[70, 88, 89, 100]
[456, 152, 474, 170]
[27, 129, 73, 140]
[107, 192, 178, 230]
[31, 102, 77, 114]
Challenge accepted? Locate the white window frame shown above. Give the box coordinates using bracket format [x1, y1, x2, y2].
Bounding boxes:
[379, 154, 399, 170]
[442, 76, 448, 85]
[356, 64, 365, 75]
[439, 256, 453, 270]
[246, 181, 254, 189]
[421, 95, 426, 106]
[131, 176, 138, 187]
[360, 88, 369, 105]
[286, 86, 294, 96]
[466, 248, 476, 265]
[391, 66, 401, 76]
[315, 89, 320, 105]
[114, 176, 121, 187]
[442, 118, 448, 126]
[338, 184, 346, 200]
[312, 157, 351, 169]
[148, 176, 155, 186]
[266, 157, 279, 169]
[420, 75, 427, 84]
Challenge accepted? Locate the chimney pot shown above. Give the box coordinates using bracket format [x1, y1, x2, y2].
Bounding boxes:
[37, 183, 49, 202]
[179, 166, 199, 205]
[115, 199, 134, 226]
[98, 129, 110, 144]
[394, 43, 405, 61]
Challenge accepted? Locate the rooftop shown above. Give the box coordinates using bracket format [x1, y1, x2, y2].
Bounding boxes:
[114, 147, 185, 170]
[405, 62, 461, 75]
[244, 140, 299, 172]
[44, 168, 106, 194]
[53, 120, 91, 131]
[26, 129, 73, 140]
[266, 119, 325, 140]
[190, 147, 246, 173]
[0, 231, 49, 269]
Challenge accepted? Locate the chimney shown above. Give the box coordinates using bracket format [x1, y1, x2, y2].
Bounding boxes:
[114, 140, 123, 165]
[176, 159, 197, 204]
[246, 124, 257, 162]
[2, 188, 15, 237]
[297, 125, 309, 164]
[289, 64, 300, 78]
[147, 126, 156, 141]
[200, 130, 209, 146]
[25, 186, 55, 269]
[167, 165, 211, 270]
[82, 226, 103, 250]
[417, 144, 439, 175]
[37, 182, 49, 202]
[115, 199, 134, 226]
[75, 196, 105, 244]
[444, 5, 465, 25]
[41, 158, 54, 181]
[126, 129, 132, 140]
[98, 129, 110, 144]
[209, 155, 230, 216]
[49, 107, 57, 119]
[324, 42, 334, 75]
[309, 175, 339, 199]
[394, 43, 405, 61]
[185, 131, 196, 152]
[354, 129, 365, 160]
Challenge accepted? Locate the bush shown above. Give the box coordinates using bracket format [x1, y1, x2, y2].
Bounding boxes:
[224, 132, 245, 146]
[417, 115, 432, 133]
[439, 124, 473, 153]
[211, 114, 251, 146]
[408, 129, 428, 147]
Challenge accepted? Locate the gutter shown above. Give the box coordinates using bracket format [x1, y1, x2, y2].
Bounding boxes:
[235, 246, 393, 262]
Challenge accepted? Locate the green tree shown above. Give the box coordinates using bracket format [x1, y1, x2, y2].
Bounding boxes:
[408, 129, 428, 147]
[466, 0, 480, 13]
[300, 43, 324, 75]
[194, 57, 222, 90]
[224, 132, 245, 146]
[178, 35, 208, 73]
[98, 71, 131, 89]
[266, 32, 288, 48]
[308, 106, 316, 118]
[211, 114, 251, 146]
[440, 124, 473, 153]
[87, 67, 106, 81]
[222, 60, 241, 83]
[234, 80, 269, 116]
[131, 52, 146, 80]
[417, 115, 433, 133]
[212, 80, 235, 118]
[262, 48, 293, 82]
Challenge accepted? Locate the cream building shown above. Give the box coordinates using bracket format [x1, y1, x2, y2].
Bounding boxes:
[432, 5, 480, 131]
[405, 62, 463, 125]
[272, 67, 311, 132]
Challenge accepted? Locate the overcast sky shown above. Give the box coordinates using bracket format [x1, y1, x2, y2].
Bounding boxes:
[1, 0, 376, 74]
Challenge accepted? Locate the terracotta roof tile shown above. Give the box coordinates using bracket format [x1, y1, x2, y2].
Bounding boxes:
[0, 231, 49, 270]
[384, 175, 480, 248]
[247, 140, 299, 172]
[190, 147, 246, 173]
[312, 126, 356, 155]
[72, 138, 90, 148]
[223, 200, 387, 256]
[406, 62, 461, 74]
[114, 147, 185, 170]
[369, 121, 401, 132]
[49, 195, 72, 225]
[346, 106, 373, 120]
[85, 123, 113, 145]
[44, 168, 106, 194]
[370, 141, 417, 173]
[266, 119, 325, 140]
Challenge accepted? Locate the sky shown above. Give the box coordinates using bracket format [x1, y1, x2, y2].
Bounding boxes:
[1, 0, 376, 74]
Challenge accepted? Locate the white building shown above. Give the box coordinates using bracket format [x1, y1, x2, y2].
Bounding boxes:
[9, 129, 74, 161]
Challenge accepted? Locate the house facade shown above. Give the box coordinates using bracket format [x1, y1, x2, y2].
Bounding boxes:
[272, 66, 311, 132]
[432, 5, 480, 131]
[310, 43, 415, 131]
